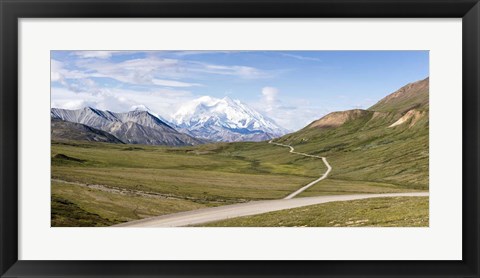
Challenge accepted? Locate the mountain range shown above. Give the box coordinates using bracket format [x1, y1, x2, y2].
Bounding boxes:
[51, 96, 288, 145]
[51, 107, 203, 146]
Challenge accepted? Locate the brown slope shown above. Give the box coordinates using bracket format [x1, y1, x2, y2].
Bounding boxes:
[306, 109, 372, 130]
[369, 77, 429, 113]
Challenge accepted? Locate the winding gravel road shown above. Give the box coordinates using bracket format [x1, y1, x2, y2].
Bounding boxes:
[268, 140, 332, 199]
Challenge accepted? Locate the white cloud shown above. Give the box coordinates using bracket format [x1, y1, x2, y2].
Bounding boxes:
[261, 87, 279, 112]
[251, 87, 327, 131]
[152, 79, 201, 88]
[72, 51, 115, 59]
[51, 60, 63, 82]
[196, 63, 270, 79]
[51, 59, 92, 83]
[262, 87, 278, 101]
[172, 51, 237, 56]
[53, 53, 273, 95]
[52, 99, 93, 110]
[280, 53, 322, 62]
[51, 85, 194, 120]
[51, 88, 101, 109]
[74, 57, 182, 85]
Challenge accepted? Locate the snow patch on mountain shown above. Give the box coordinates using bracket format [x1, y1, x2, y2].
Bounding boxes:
[172, 96, 289, 142]
[129, 104, 169, 123]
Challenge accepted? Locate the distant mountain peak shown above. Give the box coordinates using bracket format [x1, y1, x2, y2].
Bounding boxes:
[172, 96, 288, 142]
[199, 95, 217, 102]
[82, 106, 103, 114]
[130, 104, 157, 115]
[221, 95, 237, 103]
[130, 104, 150, 111]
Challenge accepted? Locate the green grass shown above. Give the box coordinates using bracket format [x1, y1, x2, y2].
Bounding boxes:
[277, 110, 429, 190]
[52, 195, 120, 227]
[52, 181, 205, 226]
[297, 179, 421, 197]
[202, 196, 429, 227]
[52, 141, 315, 204]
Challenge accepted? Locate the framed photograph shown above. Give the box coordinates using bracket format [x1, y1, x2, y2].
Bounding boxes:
[1, 0, 478, 277]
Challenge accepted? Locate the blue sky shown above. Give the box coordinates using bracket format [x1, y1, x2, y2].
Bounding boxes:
[51, 50, 428, 130]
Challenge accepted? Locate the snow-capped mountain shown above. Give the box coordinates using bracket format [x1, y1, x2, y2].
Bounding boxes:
[51, 107, 204, 146]
[172, 96, 289, 142]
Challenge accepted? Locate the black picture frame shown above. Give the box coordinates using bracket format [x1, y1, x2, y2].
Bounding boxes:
[1, 0, 479, 277]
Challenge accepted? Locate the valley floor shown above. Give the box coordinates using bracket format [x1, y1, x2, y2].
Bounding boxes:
[51, 138, 428, 227]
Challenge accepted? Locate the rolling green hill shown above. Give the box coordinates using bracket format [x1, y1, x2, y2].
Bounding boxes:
[275, 77, 429, 191]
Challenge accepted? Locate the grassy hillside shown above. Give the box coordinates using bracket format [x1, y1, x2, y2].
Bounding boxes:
[276, 110, 428, 190]
[274, 77, 429, 192]
[202, 196, 429, 227]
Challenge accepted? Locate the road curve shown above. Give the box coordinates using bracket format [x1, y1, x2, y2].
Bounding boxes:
[268, 140, 332, 199]
[115, 192, 429, 227]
